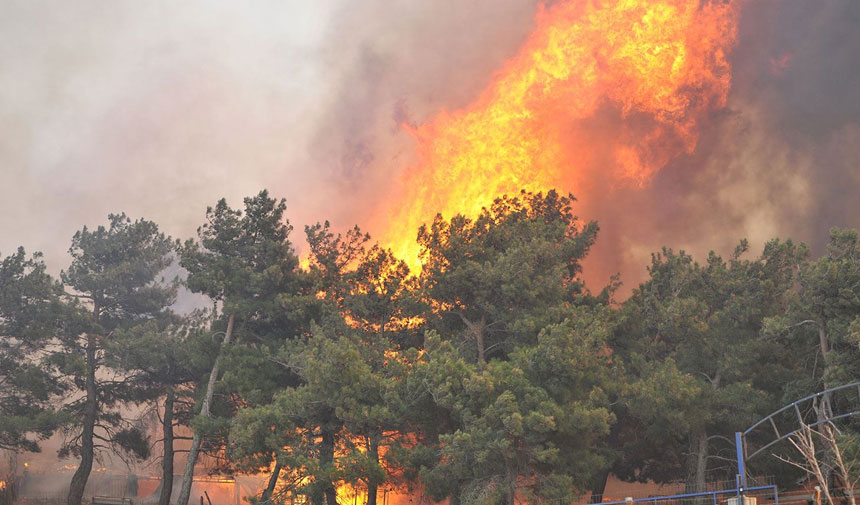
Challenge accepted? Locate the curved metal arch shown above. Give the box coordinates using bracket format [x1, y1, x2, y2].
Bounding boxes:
[741, 381, 860, 461]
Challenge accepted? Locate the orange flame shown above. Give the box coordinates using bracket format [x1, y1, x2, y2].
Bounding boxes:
[372, 0, 739, 272]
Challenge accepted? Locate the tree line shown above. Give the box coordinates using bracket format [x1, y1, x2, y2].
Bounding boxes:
[2, 189, 860, 505]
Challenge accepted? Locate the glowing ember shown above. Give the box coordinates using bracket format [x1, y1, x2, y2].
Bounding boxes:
[372, 0, 739, 271]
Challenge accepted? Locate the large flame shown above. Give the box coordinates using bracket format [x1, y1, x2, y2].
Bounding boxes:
[372, 0, 739, 271]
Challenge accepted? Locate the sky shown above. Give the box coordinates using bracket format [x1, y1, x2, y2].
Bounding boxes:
[2, 0, 860, 293]
[0, 0, 538, 271]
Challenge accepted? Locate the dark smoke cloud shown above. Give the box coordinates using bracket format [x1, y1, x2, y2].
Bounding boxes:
[581, 0, 860, 292]
[3, 1, 857, 296]
[303, 0, 539, 231]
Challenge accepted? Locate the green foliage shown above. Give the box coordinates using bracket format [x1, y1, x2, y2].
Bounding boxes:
[181, 190, 299, 314]
[112, 426, 152, 460]
[62, 213, 176, 328]
[47, 213, 178, 505]
[232, 328, 376, 499]
[230, 220, 419, 505]
[417, 189, 599, 364]
[414, 309, 615, 505]
[616, 239, 805, 488]
[168, 190, 314, 505]
[766, 229, 860, 388]
[8, 187, 860, 505]
[344, 244, 419, 349]
[0, 248, 65, 452]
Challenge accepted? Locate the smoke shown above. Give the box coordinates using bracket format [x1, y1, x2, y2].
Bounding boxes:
[2, 0, 859, 487]
[4, 0, 858, 300]
[0, 1, 321, 268]
[0, 0, 539, 476]
[0, 0, 538, 273]
[302, 0, 540, 230]
[578, 0, 860, 291]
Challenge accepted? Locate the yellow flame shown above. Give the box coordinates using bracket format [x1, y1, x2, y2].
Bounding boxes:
[372, 0, 739, 271]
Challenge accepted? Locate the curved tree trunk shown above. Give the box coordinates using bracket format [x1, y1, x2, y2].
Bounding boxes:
[475, 330, 486, 366]
[67, 333, 98, 505]
[261, 460, 282, 504]
[159, 389, 176, 505]
[177, 314, 235, 505]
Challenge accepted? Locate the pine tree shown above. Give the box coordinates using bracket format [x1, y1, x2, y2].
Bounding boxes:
[618, 239, 803, 494]
[56, 213, 176, 505]
[417, 190, 599, 365]
[0, 248, 64, 453]
[177, 190, 300, 505]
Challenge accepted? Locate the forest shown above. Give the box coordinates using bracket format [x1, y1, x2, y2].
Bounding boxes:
[2, 189, 860, 505]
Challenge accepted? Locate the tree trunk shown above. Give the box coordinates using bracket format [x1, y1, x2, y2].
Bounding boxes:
[590, 420, 620, 504]
[177, 314, 235, 505]
[366, 432, 381, 505]
[159, 389, 176, 505]
[822, 423, 857, 505]
[685, 428, 708, 496]
[817, 320, 834, 488]
[67, 334, 98, 505]
[261, 460, 282, 504]
[818, 320, 831, 359]
[504, 459, 516, 505]
[459, 314, 487, 365]
[475, 330, 486, 366]
[817, 394, 835, 489]
[321, 427, 339, 505]
[588, 467, 611, 504]
[695, 431, 708, 493]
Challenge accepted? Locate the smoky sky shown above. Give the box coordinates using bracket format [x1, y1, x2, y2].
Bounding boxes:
[1, 0, 859, 297]
[0, 0, 538, 277]
[579, 0, 860, 292]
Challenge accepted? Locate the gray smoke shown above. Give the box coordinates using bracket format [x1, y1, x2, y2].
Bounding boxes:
[2, 0, 858, 296]
[0, 0, 538, 273]
[580, 0, 860, 292]
[0, 0, 538, 474]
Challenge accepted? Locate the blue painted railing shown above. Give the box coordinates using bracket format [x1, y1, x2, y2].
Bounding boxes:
[595, 485, 779, 505]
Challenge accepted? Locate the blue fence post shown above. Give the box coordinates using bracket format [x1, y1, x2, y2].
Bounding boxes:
[735, 432, 747, 489]
[733, 474, 744, 505]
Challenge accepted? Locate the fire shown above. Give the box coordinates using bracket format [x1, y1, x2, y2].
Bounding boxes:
[337, 482, 367, 505]
[372, 0, 739, 271]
